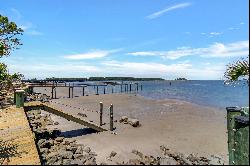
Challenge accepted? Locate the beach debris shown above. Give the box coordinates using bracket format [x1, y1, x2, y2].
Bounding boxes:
[120, 116, 140, 127]
[109, 151, 117, 158]
[77, 112, 87, 117]
[128, 118, 140, 127]
[119, 116, 128, 123]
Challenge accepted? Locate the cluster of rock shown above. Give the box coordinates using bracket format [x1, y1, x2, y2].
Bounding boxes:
[103, 146, 224, 165]
[119, 116, 140, 127]
[26, 93, 50, 103]
[26, 110, 98, 165]
[123, 146, 224, 165]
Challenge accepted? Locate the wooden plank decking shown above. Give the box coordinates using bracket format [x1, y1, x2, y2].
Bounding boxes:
[0, 106, 41, 165]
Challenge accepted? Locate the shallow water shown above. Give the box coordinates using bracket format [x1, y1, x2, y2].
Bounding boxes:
[138, 80, 249, 110]
[73, 80, 249, 110]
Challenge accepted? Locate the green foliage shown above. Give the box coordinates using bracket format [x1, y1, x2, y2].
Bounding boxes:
[224, 55, 249, 85]
[0, 14, 23, 57]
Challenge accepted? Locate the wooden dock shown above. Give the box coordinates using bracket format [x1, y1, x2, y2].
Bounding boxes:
[0, 106, 41, 165]
[24, 102, 107, 132]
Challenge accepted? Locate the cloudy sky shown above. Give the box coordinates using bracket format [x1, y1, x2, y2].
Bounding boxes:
[0, 0, 249, 79]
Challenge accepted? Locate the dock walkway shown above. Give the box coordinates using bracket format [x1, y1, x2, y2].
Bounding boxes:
[0, 106, 40, 165]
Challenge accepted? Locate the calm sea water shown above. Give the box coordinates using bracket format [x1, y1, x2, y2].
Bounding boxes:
[137, 80, 249, 110]
[74, 80, 249, 110]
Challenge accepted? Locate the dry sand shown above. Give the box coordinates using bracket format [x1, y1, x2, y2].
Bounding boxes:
[34, 87, 228, 164]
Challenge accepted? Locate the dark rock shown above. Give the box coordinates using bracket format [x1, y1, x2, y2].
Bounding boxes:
[59, 150, 73, 159]
[83, 147, 91, 153]
[84, 157, 96, 165]
[54, 121, 59, 125]
[62, 159, 73, 165]
[109, 151, 117, 158]
[75, 146, 84, 154]
[55, 137, 64, 143]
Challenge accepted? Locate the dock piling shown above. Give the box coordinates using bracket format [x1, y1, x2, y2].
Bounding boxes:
[100, 102, 103, 126]
[110, 104, 114, 131]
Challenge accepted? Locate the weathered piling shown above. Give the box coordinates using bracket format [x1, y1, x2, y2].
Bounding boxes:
[71, 87, 74, 98]
[82, 87, 85, 96]
[68, 87, 71, 98]
[15, 90, 24, 108]
[112, 87, 114, 93]
[96, 86, 99, 95]
[141, 84, 143, 91]
[129, 83, 132, 92]
[100, 102, 103, 126]
[110, 104, 114, 131]
[51, 87, 54, 99]
[54, 87, 57, 99]
[104, 86, 106, 94]
[120, 85, 122, 93]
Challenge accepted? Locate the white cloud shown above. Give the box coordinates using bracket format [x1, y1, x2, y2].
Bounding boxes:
[26, 30, 43, 36]
[7, 63, 101, 79]
[11, 8, 22, 20]
[128, 40, 249, 59]
[146, 2, 191, 19]
[101, 61, 225, 79]
[209, 32, 223, 37]
[64, 49, 121, 60]
[228, 27, 240, 30]
[240, 22, 245, 25]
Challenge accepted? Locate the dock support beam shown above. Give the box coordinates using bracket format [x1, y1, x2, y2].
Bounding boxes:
[82, 87, 85, 96]
[96, 86, 99, 95]
[100, 102, 103, 126]
[110, 104, 114, 131]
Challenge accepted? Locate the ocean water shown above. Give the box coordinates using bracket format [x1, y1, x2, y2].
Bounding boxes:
[74, 80, 249, 110]
[138, 80, 249, 110]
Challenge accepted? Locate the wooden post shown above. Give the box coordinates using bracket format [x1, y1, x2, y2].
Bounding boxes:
[71, 87, 74, 98]
[96, 86, 99, 95]
[54, 87, 57, 99]
[130, 83, 132, 92]
[68, 87, 71, 98]
[65, 82, 66, 86]
[100, 102, 103, 126]
[136, 83, 139, 91]
[110, 104, 113, 131]
[15, 90, 25, 108]
[125, 84, 127, 92]
[51, 86, 54, 99]
[120, 85, 122, 93]
[112, 87, 114, 93]
[141, 84, 143, 91]
[82, 87, 85, 96]
[104, 86, 106, 94]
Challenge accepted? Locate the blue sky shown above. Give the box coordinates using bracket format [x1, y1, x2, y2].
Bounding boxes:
[0, 0, 249, 79]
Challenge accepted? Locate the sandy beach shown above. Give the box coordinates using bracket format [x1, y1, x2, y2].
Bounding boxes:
[33, 87, 228, 164]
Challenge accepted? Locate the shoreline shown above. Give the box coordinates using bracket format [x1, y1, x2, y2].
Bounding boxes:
[31, 87, 229, 164]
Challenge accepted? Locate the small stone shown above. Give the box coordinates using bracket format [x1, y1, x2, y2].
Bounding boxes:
[119, 116, 128, 123]
[83, 147, 91, 153]
[54, 121, 59, 125]
[84, 157, 96, 165]
[128, 118, 140, 127]
[71, 159, 84, 165]
[59, 150, 73, 159]
[109, 151, 117, 158]
[62, 159, 72, 165]
[75, 146, 83, 154]
[77, 112, 87, 117]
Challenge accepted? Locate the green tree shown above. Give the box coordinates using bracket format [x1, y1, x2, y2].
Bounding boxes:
[224, 55, 249, 85]
[0, 14, 23, 57]
[0, 14, 23, 94]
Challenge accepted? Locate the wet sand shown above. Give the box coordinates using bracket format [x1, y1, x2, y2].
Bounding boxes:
[34, 87, 228, 164]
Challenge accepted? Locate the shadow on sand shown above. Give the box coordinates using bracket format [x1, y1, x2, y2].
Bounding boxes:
[60, 128, 97, 138]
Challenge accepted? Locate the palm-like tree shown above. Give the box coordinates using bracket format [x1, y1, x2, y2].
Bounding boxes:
[224, 55, 249, 85]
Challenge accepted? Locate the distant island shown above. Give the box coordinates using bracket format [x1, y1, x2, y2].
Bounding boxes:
[24, 77, 165, 82]
[175, 78, 188, 80]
